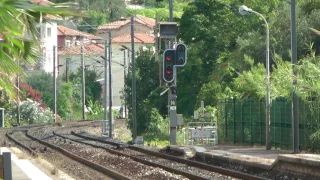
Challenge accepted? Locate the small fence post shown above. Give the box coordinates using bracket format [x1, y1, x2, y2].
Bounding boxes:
[3, 152, 12, 180]
[233, 98, 236, 144]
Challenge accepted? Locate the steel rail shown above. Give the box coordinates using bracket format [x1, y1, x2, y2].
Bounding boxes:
[72, 131, 267, 180]
[54, 131, 211, 180]
[6, 132, 38, 157]
[25, 130, 131, 180]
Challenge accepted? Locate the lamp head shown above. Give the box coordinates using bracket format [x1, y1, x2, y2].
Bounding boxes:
[121, 44, 128, 49]
[239, 5, 252, 15]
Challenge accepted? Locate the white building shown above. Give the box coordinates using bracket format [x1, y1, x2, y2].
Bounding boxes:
[38, 15, 58, 74]
[32, 0, 59, 74]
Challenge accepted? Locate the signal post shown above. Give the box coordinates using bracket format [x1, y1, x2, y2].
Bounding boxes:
[161, 31, 187, 144]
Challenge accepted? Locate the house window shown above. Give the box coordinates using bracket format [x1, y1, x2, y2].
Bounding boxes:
[47, 27, 51, 37]
[65, 40, 71, 48]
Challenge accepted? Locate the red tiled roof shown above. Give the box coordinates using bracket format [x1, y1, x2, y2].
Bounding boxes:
[98, 15, 155, 30]
[112, 33, 154, 44]
[59, 43, 104, 55]
[58, 26, 84, 36]
[82, 32, 102, 40]
[58, 26, 102, 39]
[32, 0, 54, 5]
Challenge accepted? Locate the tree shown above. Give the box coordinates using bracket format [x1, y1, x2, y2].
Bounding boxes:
[78, 10, 109, 34]
[0, 0, 79, 98]
[69, 68, 102, 104]
[123, 47, 167, 135]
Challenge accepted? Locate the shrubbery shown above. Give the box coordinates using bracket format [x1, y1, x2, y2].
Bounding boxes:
[7, 99, 54, 125]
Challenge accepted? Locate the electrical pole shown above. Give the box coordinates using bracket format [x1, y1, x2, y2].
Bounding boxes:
[104, 40, 108, 123]
[53, 45, 57, 123]
[127, 48, 130, 74]
[155, 13, 161, 86]
[66, 58, 69, 82]
[291, 0, 299, 153]
[108, 31, 113, 138]
[81, 45, 86, 120]
[169, 0, 177, 145]
[131, 16, 137, 142]
[123, 49, 127, 119]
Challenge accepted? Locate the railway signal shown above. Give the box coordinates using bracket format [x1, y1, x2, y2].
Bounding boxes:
[175, 44, 187, 66]
[163, 49, 175, 82]
[162, 44, 187, 82]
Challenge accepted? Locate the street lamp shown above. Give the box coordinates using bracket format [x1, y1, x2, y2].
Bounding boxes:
[239, 5, 271, 150]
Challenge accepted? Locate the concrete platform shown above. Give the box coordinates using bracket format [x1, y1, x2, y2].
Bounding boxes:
[0, 147, 74, 180]
[169, 145, 320, 177]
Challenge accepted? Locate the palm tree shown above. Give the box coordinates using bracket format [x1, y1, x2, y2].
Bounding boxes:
[0, 0, 80, 97]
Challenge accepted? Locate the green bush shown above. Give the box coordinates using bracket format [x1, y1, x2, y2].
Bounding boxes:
[8, 99, 54, 124]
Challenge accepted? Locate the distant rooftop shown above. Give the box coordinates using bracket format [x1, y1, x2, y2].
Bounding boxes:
[98, 15, 155, 30]
[112, 33, 154, 44]
[58, 26, 102, 40]
[59, 42, 104, 55]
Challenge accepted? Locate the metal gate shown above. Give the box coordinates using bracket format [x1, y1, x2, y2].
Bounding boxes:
[185, 122, 218, 145]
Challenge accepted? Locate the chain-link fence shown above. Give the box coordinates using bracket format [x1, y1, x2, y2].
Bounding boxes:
[218, 98, 320, 151]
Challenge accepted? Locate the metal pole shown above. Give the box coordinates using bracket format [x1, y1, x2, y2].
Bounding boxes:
[108, 31, 113, 138]
[169, 0, 177, 145]
[53, 45, 57, 123]
[81, 45, 86, 120]
[169, 0, 173, 22]
[131, 16, 137, 141]
[169, 0, 174, 48]
[251, 11, 271, 150]
[127, 49, 130, 74]
[155, 13, 161, 86]
[66, 58, 69, 82]
[16, 59, 20, 126]
[104, 41, 108, 122]
[291, 0, 299, 153]
[123, 50, 127, 119]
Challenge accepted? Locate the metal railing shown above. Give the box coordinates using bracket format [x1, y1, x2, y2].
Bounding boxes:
[184, 122, 218, 146]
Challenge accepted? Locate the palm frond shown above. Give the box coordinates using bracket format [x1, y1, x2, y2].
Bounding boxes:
[0, 0, 84, 98]
[310, 28, 320, 36]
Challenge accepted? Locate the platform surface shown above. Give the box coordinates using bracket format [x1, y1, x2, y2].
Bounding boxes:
[204, 145, 292, 160]
[1, 147, 52, 180]
[0, 147, 75, 180]
[171, 144, 320, 176]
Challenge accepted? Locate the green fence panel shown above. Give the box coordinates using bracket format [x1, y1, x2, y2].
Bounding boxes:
[218, 98, 320, 151]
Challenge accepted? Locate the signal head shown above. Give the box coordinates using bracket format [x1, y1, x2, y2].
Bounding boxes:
[175, 44, 187, 66]
[163, 49, 175, 82]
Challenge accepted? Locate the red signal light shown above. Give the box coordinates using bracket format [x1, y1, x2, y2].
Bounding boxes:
[166, 70, 172, 75]
[166, 56, 172, 61]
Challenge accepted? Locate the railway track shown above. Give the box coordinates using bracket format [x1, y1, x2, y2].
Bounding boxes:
[54, 129, 267, 180]
[53, 131, 219, 180]
[24, 122, 193, 179]
[6, 121, 269, 180]
[6, 124, 129, 180]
